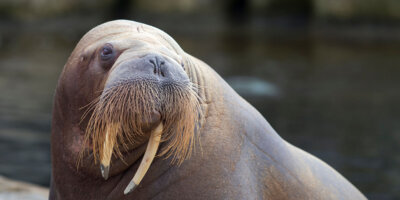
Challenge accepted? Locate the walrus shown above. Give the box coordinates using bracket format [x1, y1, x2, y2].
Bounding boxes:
[50, 20, 366, 200]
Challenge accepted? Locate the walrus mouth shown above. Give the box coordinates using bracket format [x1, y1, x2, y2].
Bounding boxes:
[81, 79, 202, 194]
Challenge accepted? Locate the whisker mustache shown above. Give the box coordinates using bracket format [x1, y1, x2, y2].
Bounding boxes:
[78, 80, 203, 167]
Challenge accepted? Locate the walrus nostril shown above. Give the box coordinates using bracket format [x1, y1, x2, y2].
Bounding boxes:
[160, 60, 165, 77]
[149, 59, 157, 74]
[148, 56, 166, 77]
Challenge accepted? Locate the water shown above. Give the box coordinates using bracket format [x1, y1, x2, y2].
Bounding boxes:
[0, 16, 399, 199]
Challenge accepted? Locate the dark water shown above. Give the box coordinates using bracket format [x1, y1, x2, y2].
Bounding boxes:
[0, 16, 399, 199]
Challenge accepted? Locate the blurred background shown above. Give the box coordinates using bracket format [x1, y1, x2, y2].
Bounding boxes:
[0, 0, 399, 199]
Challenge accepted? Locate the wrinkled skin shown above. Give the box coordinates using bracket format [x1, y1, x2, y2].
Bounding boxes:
[50, 20, 366, 200]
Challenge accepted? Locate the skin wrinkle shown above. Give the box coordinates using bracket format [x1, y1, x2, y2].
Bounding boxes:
[144, 163, 171, 189]
[105, 143, 147, 200]
[141, 25, 182, 56]
[80, 27, 176, 67]
[150, 175, 184, 199]
[183, 55, 210, 122]
[114, 50, 181, 73]
[149, 157, 208, 200]
[242, 130, 304, 186]
[264, 166, 290, 199]
[240, 142, 260, 198]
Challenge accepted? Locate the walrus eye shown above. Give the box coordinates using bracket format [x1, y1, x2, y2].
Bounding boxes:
[100, 44, 115, 61]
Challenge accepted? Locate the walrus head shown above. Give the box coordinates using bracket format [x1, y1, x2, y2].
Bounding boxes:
[54, 20, 203, 195]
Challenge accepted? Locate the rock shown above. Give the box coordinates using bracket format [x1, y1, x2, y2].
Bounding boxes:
[0, 176, 48, 200]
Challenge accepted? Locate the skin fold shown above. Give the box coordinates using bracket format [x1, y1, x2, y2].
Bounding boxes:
[49, 20, 366, 200]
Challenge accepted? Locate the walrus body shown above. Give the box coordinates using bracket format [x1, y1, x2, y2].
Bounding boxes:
[50, 20, 366, 200]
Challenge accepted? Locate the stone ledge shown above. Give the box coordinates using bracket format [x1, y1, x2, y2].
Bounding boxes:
[0, 176, 48, 200]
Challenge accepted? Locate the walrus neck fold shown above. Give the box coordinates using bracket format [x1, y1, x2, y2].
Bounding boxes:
[182, 54, 208, 104]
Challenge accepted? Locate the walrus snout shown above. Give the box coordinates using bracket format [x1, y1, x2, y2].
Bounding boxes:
[84, 49, 199, 195]
[97, 53, 189, 183]
[105, 53, 188, 89]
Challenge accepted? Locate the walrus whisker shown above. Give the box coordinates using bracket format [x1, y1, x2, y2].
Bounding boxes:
[78, 78, 203, 184]
[124, 123, 163, 195]
[79, 96, 100, 124]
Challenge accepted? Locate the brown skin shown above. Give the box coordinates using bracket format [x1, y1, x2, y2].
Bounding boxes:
[50, 20, 366, 200]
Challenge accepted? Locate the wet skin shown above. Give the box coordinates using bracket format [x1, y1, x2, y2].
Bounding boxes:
[49, 20, 366, 200]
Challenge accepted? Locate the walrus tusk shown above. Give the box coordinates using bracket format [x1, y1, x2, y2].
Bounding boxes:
[124, 123, 163, 195]
[100, 125, 116, 180]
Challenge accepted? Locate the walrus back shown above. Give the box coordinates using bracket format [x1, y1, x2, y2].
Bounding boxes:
[188, 53, 366, 199]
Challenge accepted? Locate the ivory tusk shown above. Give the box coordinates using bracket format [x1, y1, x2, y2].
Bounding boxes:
[124, 123, 163, 195]
[100, 124, 117, 180]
